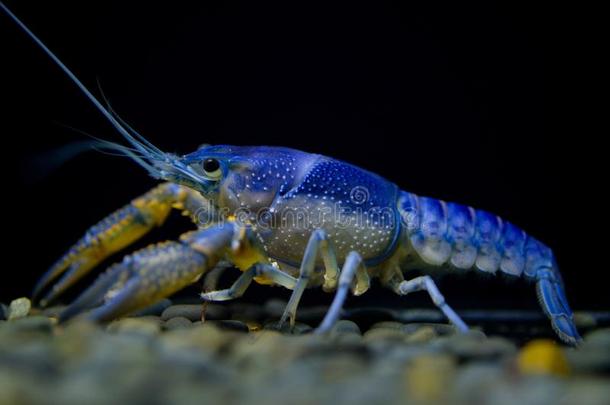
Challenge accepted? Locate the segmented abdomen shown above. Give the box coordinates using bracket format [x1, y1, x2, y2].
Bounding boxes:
[398, 190, 555, 279]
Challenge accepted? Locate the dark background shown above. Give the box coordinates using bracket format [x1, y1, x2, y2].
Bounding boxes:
[2, 2, 600, 311]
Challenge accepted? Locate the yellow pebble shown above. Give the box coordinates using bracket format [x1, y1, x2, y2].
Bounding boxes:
[517, 339, 570, 376]
[404, 355, 456, 402]
[246, 321, 262, 332]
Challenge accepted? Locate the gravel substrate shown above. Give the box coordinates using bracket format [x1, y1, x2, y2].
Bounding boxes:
[1, 298, 609, 405]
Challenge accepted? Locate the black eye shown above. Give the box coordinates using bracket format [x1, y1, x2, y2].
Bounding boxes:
[202, 158, 222, 178]
[203, 158, 220, 172]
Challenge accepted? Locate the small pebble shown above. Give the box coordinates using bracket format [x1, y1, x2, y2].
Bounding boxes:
[560, 379, 610, 405]
[263, 299, 287, 318]
[573, 311, 597, 329]
[566, 329, 610, 374]
[397, 308, 446, 323]
[402, 323, 457, 336]
[202, 304, 231, 320]
[230, 303, 266, 321]
[8, 297, 31, 320]
[294, 306, 329, 324]
[369, 321, 407, 331]
[330, 320, 361, 335]
[4, 315, 55, 334]
[327, 320, 362, 343]
[209, 320, 250, 333]
[451, 363, 506, 403]
[161, 303, 229, 322]
[517, 339, 570, 376]
[164, 316, 192, 330]
[107, 317, 161, 336]
[405, 326, 438, 344]
[161, 305, 204, 322]
[160, 323, 234, 353]
[245, 321, 263, 332]
[132, 299, 172, 317]
[566, 348, 610, 375]
[583, 327, 610, 350]
[404, 354, 456, 402]
[259, 299, 325, 324]
[363, 327, 407, 343]
[263, 320, 312, 335]
[432, 332, 516, 361]
[370, 321, 456, 340]
[229, 329, 287, 364]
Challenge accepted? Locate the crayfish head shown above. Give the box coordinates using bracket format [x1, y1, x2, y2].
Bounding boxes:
[181, 145, 316, 220]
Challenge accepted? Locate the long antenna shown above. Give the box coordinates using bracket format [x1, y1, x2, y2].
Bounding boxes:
[0, 2, 161, 158]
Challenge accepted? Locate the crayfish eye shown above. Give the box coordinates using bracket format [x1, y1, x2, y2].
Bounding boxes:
[202, 158, 222, 179]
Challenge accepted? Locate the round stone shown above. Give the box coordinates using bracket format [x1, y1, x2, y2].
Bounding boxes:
[8, 297, 31, 320]
[164, 316, 193, 330]
[107, 317, 161, 336]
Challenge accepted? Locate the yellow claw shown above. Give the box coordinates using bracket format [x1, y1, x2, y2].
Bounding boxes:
[35, 183, 198, 306]
[60, 222, 239, 323]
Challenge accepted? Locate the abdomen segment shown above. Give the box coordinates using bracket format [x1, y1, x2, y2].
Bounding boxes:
[398, 190, 546, 278]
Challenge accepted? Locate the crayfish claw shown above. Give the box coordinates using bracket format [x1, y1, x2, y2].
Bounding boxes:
[60, 223, 237, 322]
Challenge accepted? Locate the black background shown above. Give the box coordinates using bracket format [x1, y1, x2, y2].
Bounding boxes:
[1, 2, 601, 311]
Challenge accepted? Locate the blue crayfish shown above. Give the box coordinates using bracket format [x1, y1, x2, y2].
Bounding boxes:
[1, 2, 580, 345]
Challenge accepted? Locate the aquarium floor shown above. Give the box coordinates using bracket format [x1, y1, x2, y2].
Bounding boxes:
[1, 299, 609, 405]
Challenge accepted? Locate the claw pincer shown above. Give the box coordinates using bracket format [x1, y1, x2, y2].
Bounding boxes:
[60, 223, 237, 323]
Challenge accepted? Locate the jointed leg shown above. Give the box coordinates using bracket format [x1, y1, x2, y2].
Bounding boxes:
[200, 229, 365, 326]
[200, 264, 297, 302]
[279, 229, 373, 328]
[278, 229, 341, 327]
[353, 263, 371, 296]
[392, 275, 468, 332]
[35, 183, 214, 306]
[315, 251, 367, 333]
[200, 229, 357, 324]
